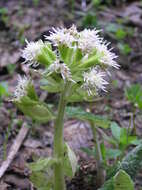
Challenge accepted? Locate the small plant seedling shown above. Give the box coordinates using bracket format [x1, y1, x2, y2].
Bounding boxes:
[110, 122, 141, 153]
[32, 0, 39, 6]
[117, 43, 132, 55]
[6, 64, 16, 75]
[92, 0, 102, 8]
[82, 13, 98, 28]
[0, 7, 9, 25]
[125, 84, 142, 110]
[125, 84, 142, 134]
[115, 28, 127, 40]
[67, 107, 141, 171]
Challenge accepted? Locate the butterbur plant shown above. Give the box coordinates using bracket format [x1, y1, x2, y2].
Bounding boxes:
[12, 25, 118, 190]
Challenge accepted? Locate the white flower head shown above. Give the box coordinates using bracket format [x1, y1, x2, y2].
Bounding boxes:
[78, 28, 101, 54]
[60, 63, 74, 82]
[21, 39, 45, 67]
[97, 42, 119, 69]
[45, 25, 78, 48]
[48, 60, 74, 82]
[68, 24, 78, 37]
[48, 60, 61, 73]
[13, 75, 31, 102]
[82, 68, 108, 95]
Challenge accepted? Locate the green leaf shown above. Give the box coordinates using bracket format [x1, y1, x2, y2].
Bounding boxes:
[18, 96, 37, 106]
[67, 86, 86, 102]
[93, 0, 101, 6]
[111, 123, 130, 149]
[59, 45, 83, 66]
[110, 123, 141, 149]
[108, 143, 142, 180]
[14, 82, 54, 123]
[0, 82, 9, 97]
[81, 147, 96, 157]
[105, 23, 119, 33]
[98, 178, 114, 190]
[100, 144, 142, 190]
[26, 82, 38, 101]
[29, 157, 56, 172]
[110, 122, 121, 142]
[17, 98, 54, 123]
[125, 84, 142, 103]
[121, 143, 142, 179]
[40, 77, 64, 93]
[0, 7, 8, 14]
[78, 53, 100, 69]
[114, 170, 134, 190]
[125, 84, 142, 109]
[119, 128, 127, 149]
[37, 43, 56, 66]
[7, 64, 16, 74]
[63, 143, 78, 178]
[118, 43, 132, 55]
[106, 149, 122, 159]
[30, 172, 53, 190]
[67, 85, 96, 102]
[115, 29, 127, 40]
[29, 157, 55, 190]
[129, 138, 142, 145]
[66, 106, 111, 129]
[100, 131, 117, 146]
[127, 136, 137, 145]
[100, 142, 106, 161]
[99, 170, 134, 190]
[82, 13, 97, 28]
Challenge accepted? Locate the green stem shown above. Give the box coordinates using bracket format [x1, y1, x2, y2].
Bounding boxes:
[90, 122, 105, 188]
[132, 108, 136, 135]
[53, 82, 70, 190]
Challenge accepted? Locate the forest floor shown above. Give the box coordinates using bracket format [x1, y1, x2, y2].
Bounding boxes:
[0, 0, 142, 189]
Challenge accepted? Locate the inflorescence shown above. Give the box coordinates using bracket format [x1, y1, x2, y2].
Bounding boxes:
[17, 25, 119, 99]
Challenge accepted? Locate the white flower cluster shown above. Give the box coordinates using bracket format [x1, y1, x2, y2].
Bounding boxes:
[45, 26, 78, 47]
[78, 29, 101, 54]
[45, 25, 118, 68]
[21, 39, 45, 67]
[82, 68, 108, 95]
[97, 42, 119, 69]
[13, 75, 30, 101]
[48, 60, 74, 82]
[20, 25, 119, 96]
[45, 25, 118, 95]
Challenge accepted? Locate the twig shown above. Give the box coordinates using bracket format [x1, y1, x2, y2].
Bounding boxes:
[0, 123, 29, 179]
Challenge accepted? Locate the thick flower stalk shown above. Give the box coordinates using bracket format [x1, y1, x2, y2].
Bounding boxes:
[13, 25, 119, 190]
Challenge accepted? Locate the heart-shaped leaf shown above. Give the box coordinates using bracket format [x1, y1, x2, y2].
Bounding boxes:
[114, 170, 134, 190]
